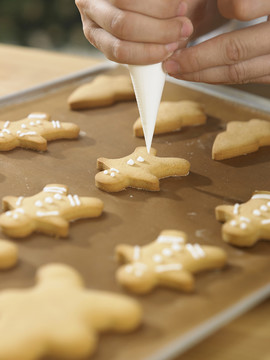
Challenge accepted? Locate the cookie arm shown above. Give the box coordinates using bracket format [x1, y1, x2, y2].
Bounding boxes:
[156, 158, 190, 177]
[115, 244, 135, 263]
[158, 269, 195, 292]
[215, 204, 235, 222]
[36, 216, 70, 237]
[2, 196, 19, 210]
[18, 134, 48, 151]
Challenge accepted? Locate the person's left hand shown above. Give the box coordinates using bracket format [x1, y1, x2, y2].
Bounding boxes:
[163, 0, 270, 84]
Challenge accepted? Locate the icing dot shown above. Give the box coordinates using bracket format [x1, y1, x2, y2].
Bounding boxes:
[13, 213, 19, 219]
[153, 254, 162, 263]
[35, 200, 43, 207]
[230, 220, 237, 226]
[45, 197, 53, 204]
[36, 120, 41, 125]
[30, 121, 35, 126]
[162, 248, 172, 257]
[0, 134, 4, 138]
[125, 265, 133, 274]
[17, 130, 21, 134]
[110, 172, 116, 177]
[260, 205, 268, 212]
[253, 209, 261, 216]
[5, 211, 12, 217]
[54, 193, 62, 200]
[267, 202, 270, 207]
[21, 124, 26, 129]
[137, 156, 144, 162]
[127, 159, 135, 166]
[104, 170, 109, 175]
[240, 222, 247, 229]
[171, 243, 182, 251]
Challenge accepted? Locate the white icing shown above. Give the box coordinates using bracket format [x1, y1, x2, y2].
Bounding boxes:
[110, 172, 116, 177]
[0, 134, 4, 138]
[73, 195, 80, 206]
[19, 131, 37, 137]
[186, 243, 205, 259]
[171, 243, 182, 251]
[36, 120, 41, 125]
[15, 196, 24, 207]
[230, 220, 237, 226]
[13, 213, 19, 219]
[35, 200, 43, 207]
[3, 121, 10, 128]
[260, 205, 268, 212]
[52, 120, 61, 128]
[15, 208, 24, 214]
[153, 254, 162, 263]
[2, 129, 10, 134]
[36, 210, 59, 217]
[28, 113, 46, 119]
[43, 186, 66, 194]
[240, 216, 250, 223]
[110, 168, 119, 173]
[125, 265, 133, 273]
[17, 130, 21, 134]
[127, 159, 135, 166]
[5, 211, 12, 217]
[233, 203, 240, 215]
[157, 235, 185, 244]
[137, 156, 145, 162]
[162, 248, 172, 257]
[262, 219, 270, 225]
[54, 194, 62, 200]
[133, 263, 147, 277]
[68, 194, 75, 207]
[133, 246, 140, 261]
[252, 194, 270, 201]
[240, 222, 247, 229]
[21, 124, 27, 129]
[45, 197, 54, 204]
[104, 170, 109, 175]
[268, 202, 270, 207]
[156, 264, 182, 273]
[30, 121, 35, 126]
[253, 209, 261, 216]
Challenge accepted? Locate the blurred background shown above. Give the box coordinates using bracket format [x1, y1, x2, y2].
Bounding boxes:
[0, 0, 99, 55]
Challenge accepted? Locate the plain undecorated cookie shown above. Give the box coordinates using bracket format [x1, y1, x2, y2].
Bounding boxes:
[212, 119, 270, 160]
[95, 146, 190, 192]
[133, 100, 206, 136]
[0, 263, 142, 360]
[116, 229, 227, 294]
[68, 75, 135, 110]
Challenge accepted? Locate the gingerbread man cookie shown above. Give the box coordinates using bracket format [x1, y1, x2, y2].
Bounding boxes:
[216, 191, 270, 247]
[0, 113, 80, 151]
[0, 184, 103, 238]
[133, 101, 206, 137]
[68, 75, 135, 110]
[212, 119, 270, 160]
[116, 230, 227, 294]
[0, 263, 142, 360]
[0, 239, 18, 269]
[95, 147, 190, 192]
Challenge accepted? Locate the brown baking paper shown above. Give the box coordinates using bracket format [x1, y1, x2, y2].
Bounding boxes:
[0, 66, 269, 360]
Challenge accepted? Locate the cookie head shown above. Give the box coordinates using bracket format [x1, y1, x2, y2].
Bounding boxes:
[95, 168, 129, 193]
[222, 217, 261, 247]
[0, 209, 34, 238]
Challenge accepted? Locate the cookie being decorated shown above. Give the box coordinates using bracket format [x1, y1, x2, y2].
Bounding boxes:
[0, 184, 103, 238]
[95, 147, 190, 192]
[216, 191, 270, 247]
[133, 101, 206, 136]
[0, 263, 142, 360]
[68, 75, 135, 110]
[0, 239, 18, 269]
[212, 119, 270, 160]
[0, 113, 80, 151]
[116, 230, 227, 294]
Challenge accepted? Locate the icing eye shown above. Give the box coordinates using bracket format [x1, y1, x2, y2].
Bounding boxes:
[162, 248, 172, 257]
[260, 205, 268, 212]
[171, 243, 181, 251]
[45, 197, 54, 204]
[153, 254, 162, 263]
[230, 220, 237, 226]
[110, 172, 116, 177]
[21, 124, 26, 129]
[127, 159, 135, 166]
[137, 156, 144, 162]
[253, 209, 261, 216]
[104, 170, 109, 175]
[35, 200, 43, 207]
[54, 194, 62, 200]
[240, 222, 247, 229]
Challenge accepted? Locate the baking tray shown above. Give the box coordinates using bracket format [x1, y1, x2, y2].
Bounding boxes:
[0, 62, 270, 360]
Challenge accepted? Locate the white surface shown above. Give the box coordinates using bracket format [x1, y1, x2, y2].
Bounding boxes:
[128, 63, 166, 153]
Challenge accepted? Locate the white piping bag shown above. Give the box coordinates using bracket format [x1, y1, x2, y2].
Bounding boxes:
[128, 63, 166, 153]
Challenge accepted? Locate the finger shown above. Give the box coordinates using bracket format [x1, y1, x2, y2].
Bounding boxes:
[167, 54, 270, 84]
[109, 0, 188, 19]
[83, 0, 192, 44]
[218, 0, 270, 21]
[82, 19, 186, 64]
[249, 75, 270, 84]
[163, 22, 270, 75]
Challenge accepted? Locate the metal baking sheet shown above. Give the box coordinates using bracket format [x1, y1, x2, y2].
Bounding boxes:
[0, 64, 270, 360]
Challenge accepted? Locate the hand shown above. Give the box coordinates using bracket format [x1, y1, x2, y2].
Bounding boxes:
[75, 0, 193, 64]
[163, 0, 270, 84]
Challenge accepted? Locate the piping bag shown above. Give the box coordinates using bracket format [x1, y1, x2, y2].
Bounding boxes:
[128, 63, 166, 153]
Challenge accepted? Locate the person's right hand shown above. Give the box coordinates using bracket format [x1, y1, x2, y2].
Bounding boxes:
[75, 0, 193, 64]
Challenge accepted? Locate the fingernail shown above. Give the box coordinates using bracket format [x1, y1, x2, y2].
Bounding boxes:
[181, 20, 193, 39]
[165, 42, 179, 54]
[177, 1, 187, 16]
[163, 60, 180, 75]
